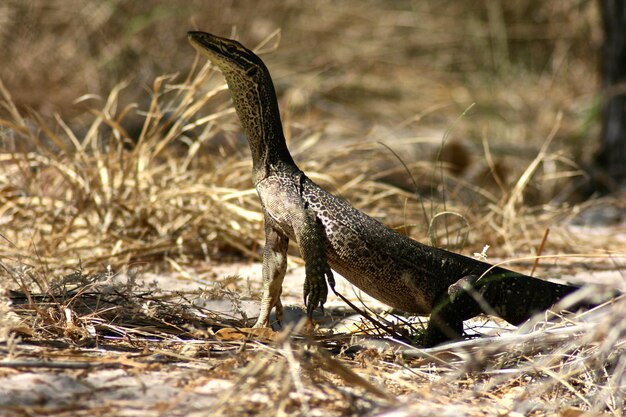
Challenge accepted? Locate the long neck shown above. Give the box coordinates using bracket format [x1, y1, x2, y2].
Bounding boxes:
[225, 72, 297, 182]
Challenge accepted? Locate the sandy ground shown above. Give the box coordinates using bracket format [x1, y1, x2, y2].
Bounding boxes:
[2, 251, 625, 416]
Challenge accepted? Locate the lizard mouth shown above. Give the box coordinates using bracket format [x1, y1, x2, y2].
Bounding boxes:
[187, 31, 266, 79]
[187, 31, 221, 57]
[187, 32, 236, 56]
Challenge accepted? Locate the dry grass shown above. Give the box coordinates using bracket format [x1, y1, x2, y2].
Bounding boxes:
[0, 62, 263, 272]
[1, 269, 625, 416]
[1, 1, 626, 416]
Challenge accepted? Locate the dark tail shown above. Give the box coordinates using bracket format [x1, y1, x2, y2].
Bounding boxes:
[478, 271, 580, 325]
[423, 267, 614, 346]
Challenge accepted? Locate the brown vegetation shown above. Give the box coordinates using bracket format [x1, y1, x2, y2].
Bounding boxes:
[1, 1, 625, 416]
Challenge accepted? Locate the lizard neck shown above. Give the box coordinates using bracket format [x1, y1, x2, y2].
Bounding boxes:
[225, 72, 297, 183]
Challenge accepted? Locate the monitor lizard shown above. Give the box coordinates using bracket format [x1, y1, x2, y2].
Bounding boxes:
[188, 31, 588, 346]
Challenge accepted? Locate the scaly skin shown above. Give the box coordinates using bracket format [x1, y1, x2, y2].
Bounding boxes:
[188, 31, 580, 346]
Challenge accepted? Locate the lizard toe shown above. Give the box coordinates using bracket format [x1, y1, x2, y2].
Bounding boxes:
[304, 279, 328, 317]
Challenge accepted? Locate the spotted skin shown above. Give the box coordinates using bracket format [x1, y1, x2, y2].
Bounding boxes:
[188, 31, 582, 346]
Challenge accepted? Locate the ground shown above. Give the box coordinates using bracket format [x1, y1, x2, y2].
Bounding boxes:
[1, 2, 626, 416]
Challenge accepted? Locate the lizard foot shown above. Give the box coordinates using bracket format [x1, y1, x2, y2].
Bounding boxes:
[303, 261, 335, 317]
[422, 275, 484, 346]
[253, 297, 284, 328]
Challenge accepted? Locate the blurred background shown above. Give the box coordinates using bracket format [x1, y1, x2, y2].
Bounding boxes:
[1, 1, 619, 270]
[0, 0, 601, 151]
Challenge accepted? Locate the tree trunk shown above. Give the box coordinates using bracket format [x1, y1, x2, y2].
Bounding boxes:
[595, 0, 626, 189]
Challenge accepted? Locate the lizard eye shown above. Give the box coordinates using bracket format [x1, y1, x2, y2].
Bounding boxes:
[225, 44, 237, 54]
[246, 67, 258, 77]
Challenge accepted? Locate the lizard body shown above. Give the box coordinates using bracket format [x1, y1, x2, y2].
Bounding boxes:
[188, 31, 581, 346]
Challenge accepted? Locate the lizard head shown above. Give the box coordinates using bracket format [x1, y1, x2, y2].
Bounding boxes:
[187, 31, 267, 86]
[187, 31, 294, 179]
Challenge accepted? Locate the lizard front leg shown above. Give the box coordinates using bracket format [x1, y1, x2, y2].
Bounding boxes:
[292, 207, 335, 317]
[254, 218, 289, 328]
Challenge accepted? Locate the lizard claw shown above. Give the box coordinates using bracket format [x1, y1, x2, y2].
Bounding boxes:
[326, 269, 336, 291]
[303, 262, 334, 317]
